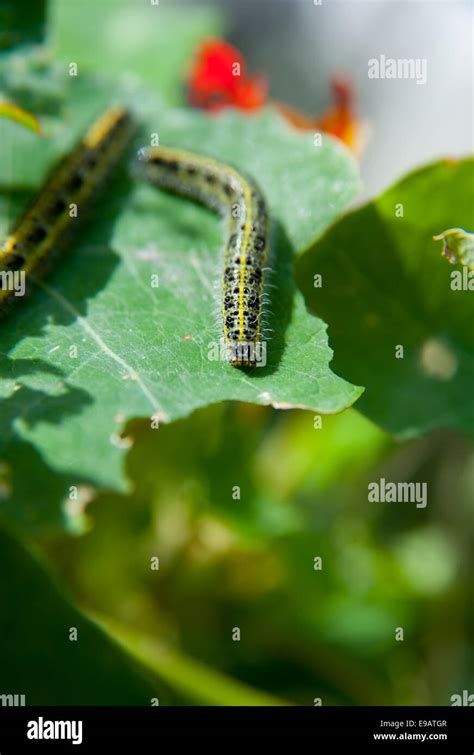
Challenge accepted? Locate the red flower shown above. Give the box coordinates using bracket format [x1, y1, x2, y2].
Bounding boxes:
[187, 38, 267, 112]
[187, 39, 366, 154]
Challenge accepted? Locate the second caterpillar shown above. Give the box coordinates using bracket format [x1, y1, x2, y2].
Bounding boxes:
[135, 146, 270, 368]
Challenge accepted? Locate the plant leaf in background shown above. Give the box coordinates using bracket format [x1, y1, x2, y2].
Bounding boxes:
[0, 525, 287, 705]
[50, 0, 225, 106]
[0, 100, 42, 133]
[0, 528, 163, 704]
[93, 613, 289, 706]
[433, 227, 474, 272]
[0, 55, 361, 533]
[0, 0, 47, 50]
[37, 406, 393, 705]
[43, 404, 473, 705]
[296, 159, 474, 441]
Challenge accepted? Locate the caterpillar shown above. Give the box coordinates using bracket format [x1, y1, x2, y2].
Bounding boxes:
[134, 146, 270, 367]
[0, 106, 134, 309]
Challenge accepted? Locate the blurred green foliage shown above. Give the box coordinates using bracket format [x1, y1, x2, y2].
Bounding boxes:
[0, 0, 47, 50]
[40, 405, 474, 704]
[50, 0, 224, 106]
[296, 159, 474, 442]
[0, 528, 163, 704]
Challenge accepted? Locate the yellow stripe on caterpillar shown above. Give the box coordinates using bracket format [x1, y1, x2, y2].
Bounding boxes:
[0, 106, 134, 309]
[135, 146, 270, 367]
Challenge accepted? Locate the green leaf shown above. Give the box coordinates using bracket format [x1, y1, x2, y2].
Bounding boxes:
[0, 521, 289, 705]
[0, 64, 361, 531]
[0, 0, 47, 50]
[50, 0, 225, 106]
[433, 227, 474, 271]
[0, 527, 167, 704]
[295, 159, 474, 440]
[0, 100, 43, 134]
[93, 613, 290, 706]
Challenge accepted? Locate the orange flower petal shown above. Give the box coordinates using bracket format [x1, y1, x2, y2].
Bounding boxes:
[274, 77, 367, 155]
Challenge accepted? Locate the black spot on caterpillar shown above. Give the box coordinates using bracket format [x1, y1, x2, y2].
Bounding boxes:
[134, 146, 270, 367]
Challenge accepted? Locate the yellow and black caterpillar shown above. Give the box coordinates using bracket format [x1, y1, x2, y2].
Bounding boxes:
[0, 110, 271, 368]
[135, 146, 270, 367]
[0, 106, 134, 308]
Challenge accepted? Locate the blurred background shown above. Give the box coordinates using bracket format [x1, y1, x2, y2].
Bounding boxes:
[220, 0, 473, 199]
[48, 403, 474, 705]
[0, 0, 473, 707]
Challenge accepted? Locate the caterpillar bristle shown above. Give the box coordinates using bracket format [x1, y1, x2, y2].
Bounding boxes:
[135, 146, 270, 368]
